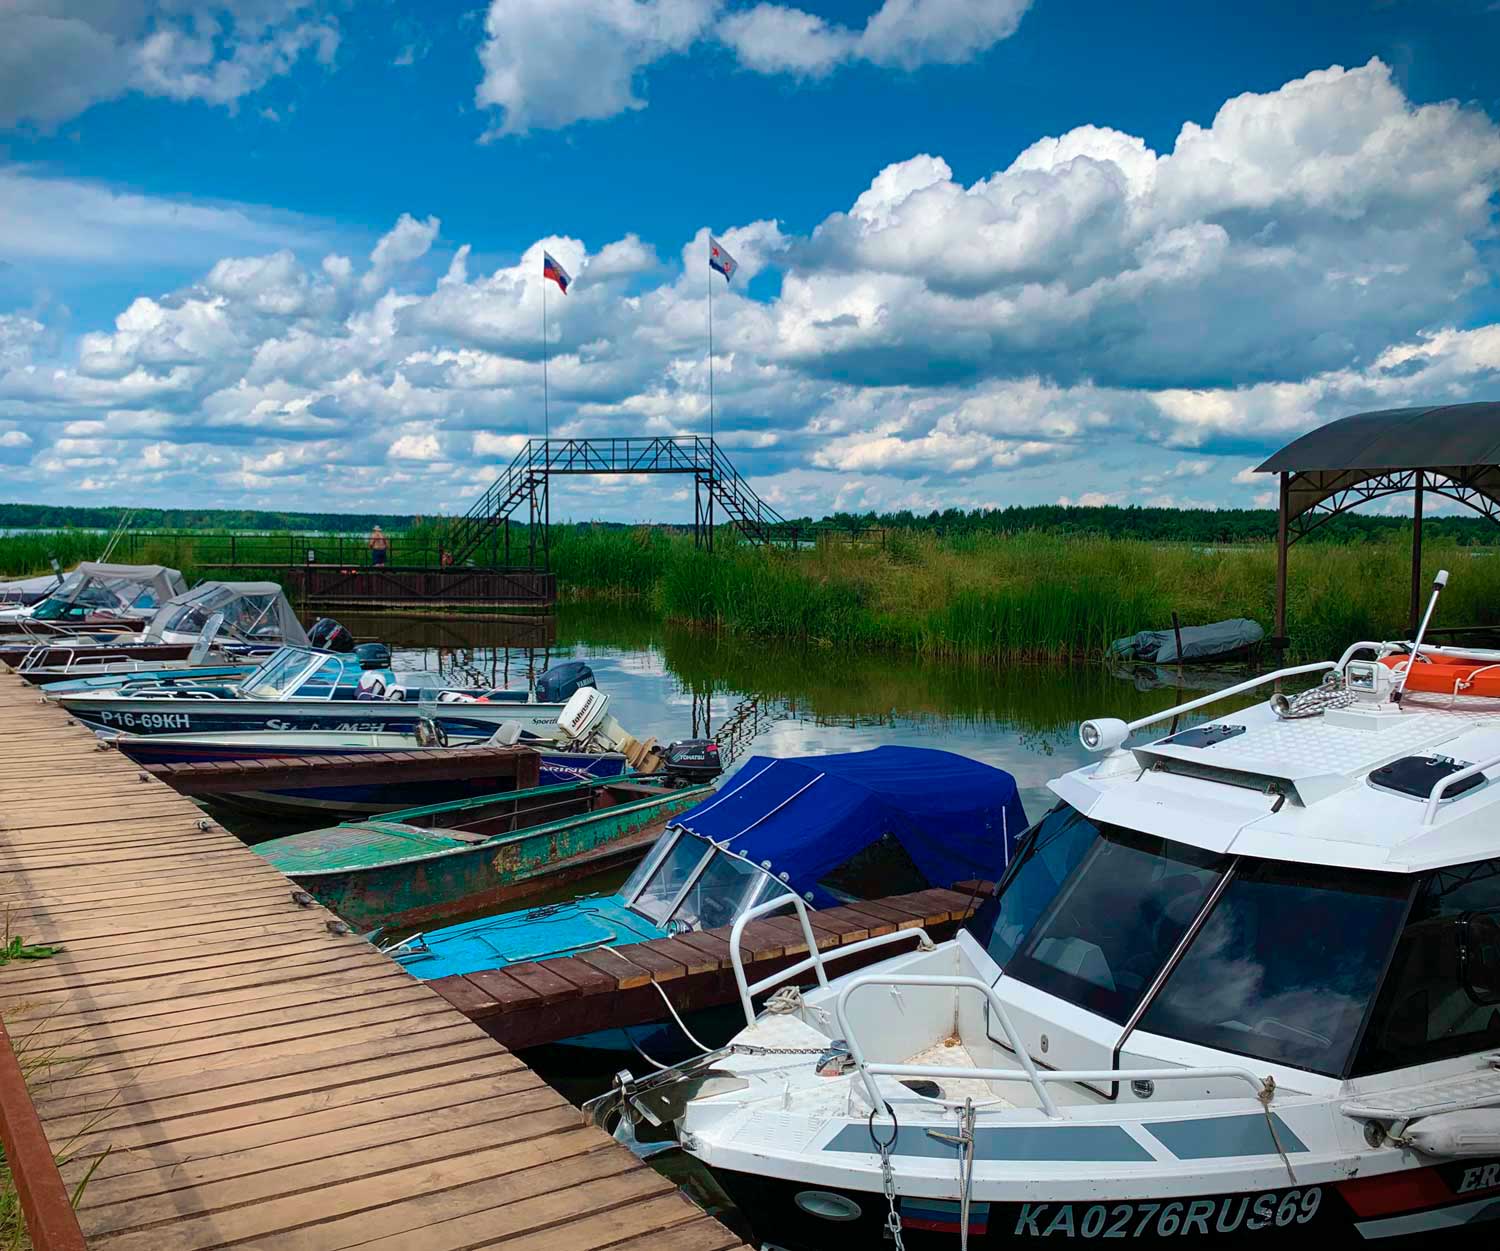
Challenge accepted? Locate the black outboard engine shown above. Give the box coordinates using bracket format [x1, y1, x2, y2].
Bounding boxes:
[307, 617, 354, 653]
[658, 739, 723, 787]
[353, 642, 392, 670]
[535, 660, 596, 704]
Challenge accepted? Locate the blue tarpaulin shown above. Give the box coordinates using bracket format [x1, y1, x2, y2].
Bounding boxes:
[671, 746, 1026, 907]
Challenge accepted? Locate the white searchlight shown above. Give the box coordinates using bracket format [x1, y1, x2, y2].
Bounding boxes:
[1079, 718, 1129, 753]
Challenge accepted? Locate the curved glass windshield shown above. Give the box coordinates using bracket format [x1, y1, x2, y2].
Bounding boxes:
[625, 829, 789, 931]
[241, 649, 315, 699]
[1139, 860, 1409, 1076]
[972, 804, 1228, 1023]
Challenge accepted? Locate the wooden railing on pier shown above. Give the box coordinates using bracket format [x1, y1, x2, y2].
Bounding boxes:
[429, 888, 980, 1049]
[0, 671, 743, 1251]
[0, 1017, 86, 1251]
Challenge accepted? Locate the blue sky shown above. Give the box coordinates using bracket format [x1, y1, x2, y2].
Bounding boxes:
[2, 0, 1499, 520]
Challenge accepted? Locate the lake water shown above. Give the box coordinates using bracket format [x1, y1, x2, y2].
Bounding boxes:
[337, 601, 1250, 822]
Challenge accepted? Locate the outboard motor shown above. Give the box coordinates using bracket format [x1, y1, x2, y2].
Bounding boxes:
[535, 660, 596, 704]
[308, 618, 354, 653]
[658, 739, 723, 787]
[307, 617, 339, 648]
[354, 642, 392, 670]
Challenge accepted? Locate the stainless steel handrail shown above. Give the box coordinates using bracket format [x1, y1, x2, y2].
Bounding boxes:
[833, 973, 1266, 1120]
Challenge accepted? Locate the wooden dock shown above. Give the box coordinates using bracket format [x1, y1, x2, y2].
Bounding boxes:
[0, 672, 743, 1251]
[429, 888, 979, 1050]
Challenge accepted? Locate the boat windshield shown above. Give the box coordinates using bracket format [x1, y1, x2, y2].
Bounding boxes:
[624, 828, 789, 932]
[1138, 860, 1410, 1076]
[972, 803, 1229, 1023]
[240, 648, 318, 699]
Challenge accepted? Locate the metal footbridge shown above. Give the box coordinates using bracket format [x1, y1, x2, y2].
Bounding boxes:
[444, 437, 791, 565]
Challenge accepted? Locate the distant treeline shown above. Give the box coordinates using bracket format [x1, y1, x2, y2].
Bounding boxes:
[0, 503, 422, 532]
[805, 504, 1500, 545]
[3, 499, 1495, 545]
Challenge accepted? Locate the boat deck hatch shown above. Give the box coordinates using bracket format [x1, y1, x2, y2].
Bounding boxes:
[1158, 724, 1247, 750]
[1368, 755, 1485, 802]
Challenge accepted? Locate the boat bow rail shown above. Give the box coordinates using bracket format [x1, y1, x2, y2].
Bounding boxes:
[832, 973, 1272, 1121]
[728, 893, 937, 1025]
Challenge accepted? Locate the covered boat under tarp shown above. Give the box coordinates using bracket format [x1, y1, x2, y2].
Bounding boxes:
[1108, 616, 1264, 665]
[143, 580, 307, 645]
[670, 745, 1026, 907]
[0, 562, 186, 628]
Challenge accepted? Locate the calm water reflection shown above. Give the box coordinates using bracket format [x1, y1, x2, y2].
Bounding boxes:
[340, 602, 1256, 822]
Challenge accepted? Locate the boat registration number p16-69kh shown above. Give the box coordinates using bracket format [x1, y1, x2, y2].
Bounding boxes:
[95, 710, 194, 731]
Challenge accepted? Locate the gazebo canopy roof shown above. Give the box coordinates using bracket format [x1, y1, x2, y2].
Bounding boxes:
[1258, 403, 1500, 474]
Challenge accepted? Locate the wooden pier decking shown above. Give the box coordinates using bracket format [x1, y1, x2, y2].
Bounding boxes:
[429, 888, 979, 1050]
[0, 672, 743, 1251]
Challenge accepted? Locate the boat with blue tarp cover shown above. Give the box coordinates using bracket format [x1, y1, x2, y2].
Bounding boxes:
[386, 746, 1025, 1052]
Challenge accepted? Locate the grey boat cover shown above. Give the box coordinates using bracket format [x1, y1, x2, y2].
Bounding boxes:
[0, 571, 66, 605]
[1109, 618, 1265, 664]
[146, 581, 307, 645]
[49, 562, 187, 613]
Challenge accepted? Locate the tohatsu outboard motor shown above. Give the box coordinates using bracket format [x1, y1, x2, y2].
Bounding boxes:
[657, 739, 723, 787]
[535, 660, 597, 704]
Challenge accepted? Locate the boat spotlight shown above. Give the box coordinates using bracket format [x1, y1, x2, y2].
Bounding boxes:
[1079, 718, 1128, 752]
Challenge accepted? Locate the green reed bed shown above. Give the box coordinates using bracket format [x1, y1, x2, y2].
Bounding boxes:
[555, 527, 1500, 663]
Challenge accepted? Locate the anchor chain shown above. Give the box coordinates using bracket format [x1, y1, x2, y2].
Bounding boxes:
[869, 1107, 905, 1250]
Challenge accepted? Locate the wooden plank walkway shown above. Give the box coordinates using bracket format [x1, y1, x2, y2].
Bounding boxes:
[0, 672, 743, 1251]
[429, 889, 979, 1050]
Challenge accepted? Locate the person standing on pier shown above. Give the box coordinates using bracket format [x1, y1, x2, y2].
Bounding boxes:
[368, 525, 389, 567]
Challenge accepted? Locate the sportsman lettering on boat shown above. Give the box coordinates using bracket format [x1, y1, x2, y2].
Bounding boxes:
[368, 526, 389, 566]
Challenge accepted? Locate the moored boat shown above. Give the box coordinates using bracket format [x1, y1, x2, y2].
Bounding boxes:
[0, 562, 185, 630]
[114, 726, 636, 817]
[50, 645, 597, 739]
[8, 581, 304, 676]
[589, 571, 1500, 1248]
[393, 746, 1025, 1053]
[257, 775, 715, 928]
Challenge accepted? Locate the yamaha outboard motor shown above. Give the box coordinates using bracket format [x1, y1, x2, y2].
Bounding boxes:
[354, 642, 392, 670]
[307, 617, 338, 648]
[535, 660, 596, 704]
[658, 739, 723, 787]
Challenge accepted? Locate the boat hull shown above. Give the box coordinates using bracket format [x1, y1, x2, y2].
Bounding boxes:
[278, 785, 707, 928]
[707, 1159, 1500, 1248]
[58, 693, 570, 739]
[116, 737, 630, 820]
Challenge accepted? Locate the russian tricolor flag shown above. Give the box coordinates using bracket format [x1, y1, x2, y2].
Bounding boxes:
[543, 251, 571, 294]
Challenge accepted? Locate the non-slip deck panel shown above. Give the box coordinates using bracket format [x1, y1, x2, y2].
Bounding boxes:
[0, 671, 742, 1250]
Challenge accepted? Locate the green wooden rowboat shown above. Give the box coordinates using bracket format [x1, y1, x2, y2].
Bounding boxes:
[255, 775, 713, 930]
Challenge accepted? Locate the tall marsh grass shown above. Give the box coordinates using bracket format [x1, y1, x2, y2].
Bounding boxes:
[554, 527, 1500, 662]
[6, 520, 1493, 663]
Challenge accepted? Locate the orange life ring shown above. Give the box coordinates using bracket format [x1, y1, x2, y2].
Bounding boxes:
[1378, 650, 1500, 697]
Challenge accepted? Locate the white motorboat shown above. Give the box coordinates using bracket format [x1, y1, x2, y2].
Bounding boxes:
[589, 571, 1500, 1247]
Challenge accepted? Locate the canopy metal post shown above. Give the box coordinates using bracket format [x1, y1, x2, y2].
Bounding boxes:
[1275, 471, 1290, 645]
[1410, 476, 1425, 635]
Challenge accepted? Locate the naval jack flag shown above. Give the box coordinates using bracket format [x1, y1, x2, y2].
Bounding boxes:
[709, 237, 738, 283]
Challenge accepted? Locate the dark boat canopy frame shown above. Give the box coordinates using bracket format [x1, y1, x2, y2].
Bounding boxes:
[1256, 402, 1500, 641]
